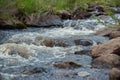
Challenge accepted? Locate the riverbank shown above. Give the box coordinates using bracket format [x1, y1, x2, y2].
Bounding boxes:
[0, 3, 120, 29]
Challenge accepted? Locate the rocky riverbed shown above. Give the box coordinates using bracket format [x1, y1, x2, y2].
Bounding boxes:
[0, 12, 120, 80]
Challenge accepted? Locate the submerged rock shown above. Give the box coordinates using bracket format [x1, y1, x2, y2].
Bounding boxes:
[23, 67, 46, 75]
[53, 61, 82, 69]
[74, 50, 90, 55]
[35, 36, 69, 47]
[74, 39, 93, 46]
[77, 71, 90, 77]
[0, 43, 30, 59]
[109, 68, 120, 80]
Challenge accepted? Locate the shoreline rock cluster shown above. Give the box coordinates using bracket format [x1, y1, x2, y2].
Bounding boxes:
[92, 26, 120, 80]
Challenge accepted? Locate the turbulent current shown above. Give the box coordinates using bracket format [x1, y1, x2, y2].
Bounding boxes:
[0, 15, 119, 80]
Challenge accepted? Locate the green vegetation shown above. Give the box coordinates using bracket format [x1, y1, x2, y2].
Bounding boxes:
[0, 0, 120, 16]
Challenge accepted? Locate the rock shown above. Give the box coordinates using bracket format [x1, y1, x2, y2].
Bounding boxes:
[95, 27, 120, 39]
[77, 71, 90, 77]
[109, 68, 120, 80]
[0, 18, 26, 29]
[91, 37, 120, 58]
[0, 74, 5, 80]
[72, 7, 91, 19]
[111, 7, 120, 13]
[1, 43, 30, 59]
[74, 50, 90, 55]
[57, 10, 71, 19]
[24, 13, 63, 27]
[23, 67, 46, 75]
[53, 61, 82, 69]
[96, 5, 105, 12]
[92, 54, 120, 68]
[35, 37, 69, 47]
[109, 31, 120, 39]
[74, 39, 93, 46]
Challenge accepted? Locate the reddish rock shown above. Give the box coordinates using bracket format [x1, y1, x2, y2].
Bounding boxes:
[109, 31, 120, 39]
[109, 68, 120, 80]
[95, 27, 120, 39]
[95, 27, 120, 36]
[53, 61, 81, 69]
[92, 54, 120, 68]
[91, 37, 120, 58]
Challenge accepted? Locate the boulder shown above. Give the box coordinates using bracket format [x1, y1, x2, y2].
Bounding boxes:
[109, 68, 120, 80]
[72, 7, 91, 19]
[91, 37, 120, 58]
[95, 26, 120, 39]
[0, 18, 26, 29]
[53, 61, 81, 69]
[92, 54, 120, 68]
[109, 31, 120, 39]
[24, 13, 63, 27]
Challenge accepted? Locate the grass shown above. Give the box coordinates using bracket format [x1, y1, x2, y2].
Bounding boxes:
[0, 0, 120, 16]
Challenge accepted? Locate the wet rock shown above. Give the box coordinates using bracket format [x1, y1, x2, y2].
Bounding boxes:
[53, 61, 82, 69]
[35, 37, 69, 47]
[24, 13, 63, 27]
[109, 68, 120, 80]
[109, 31, 120, 39]
[92, 54, 120, 68]
[111, 7, 120, 13]
[74, 39, 93, 46]
[77, 71, 90, 77]
[57, 10, 71, 19]
[43, 39, 53, 47]
[74, 50, 90, 55]
[0, 18, 26, 29]
[72, 7, 91, 19]
[91, 37, 120, 58]
[0, 74, 5, 80]
[0, 43, 30, 59]
[23, 67, 46, 75]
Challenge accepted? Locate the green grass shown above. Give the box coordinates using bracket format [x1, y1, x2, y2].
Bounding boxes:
[0, 0, 120, 16]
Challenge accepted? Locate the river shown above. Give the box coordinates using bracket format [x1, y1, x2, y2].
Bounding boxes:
[0, 14, 119, 80]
